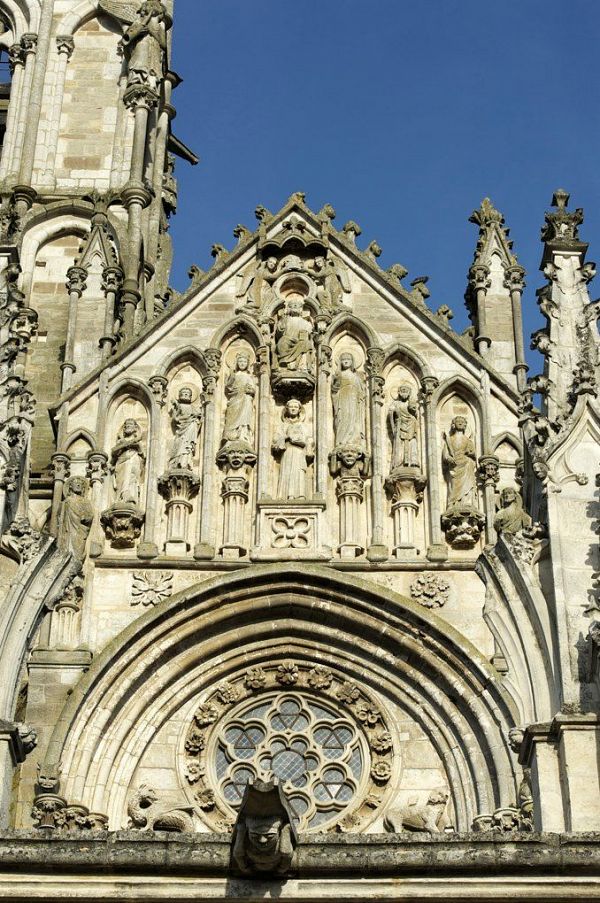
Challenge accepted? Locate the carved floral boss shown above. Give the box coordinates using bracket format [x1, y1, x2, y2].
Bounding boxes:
[182, 662, 394, 833]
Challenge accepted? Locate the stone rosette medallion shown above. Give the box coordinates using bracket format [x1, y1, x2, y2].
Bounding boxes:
[181, 662, 395, 834]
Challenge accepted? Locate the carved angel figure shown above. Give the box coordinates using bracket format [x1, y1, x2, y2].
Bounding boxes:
[167, 386, 202, 470]
[111, 418, 145, 506]
[100, 0, 170, 87]
[331, 352, 366, 450]
[236, 257, 277, 310]
[388, 383, 419, 469]
[442, 416, 477, 509]
[314, 255, 350, 311]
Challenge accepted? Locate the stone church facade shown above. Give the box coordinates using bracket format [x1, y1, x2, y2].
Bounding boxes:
[0, 1, 598, 899]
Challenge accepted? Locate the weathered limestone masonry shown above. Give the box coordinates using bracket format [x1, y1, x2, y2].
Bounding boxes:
[0, 1, 598, 900]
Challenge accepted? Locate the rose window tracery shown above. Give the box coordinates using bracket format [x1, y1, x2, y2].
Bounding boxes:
[182, 662, 395, 833]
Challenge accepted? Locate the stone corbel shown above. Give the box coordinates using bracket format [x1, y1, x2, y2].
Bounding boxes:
[384, 468, 427, 557]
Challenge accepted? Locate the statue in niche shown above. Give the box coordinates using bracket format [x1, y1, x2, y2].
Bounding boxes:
[236, 257, 277, 311]
[103, 0, 170, 89]
[388, 383, 420, 469]
[442, 416, 478, 510]
[314, 255, 350, 311]
[111, 419, 145, 507]
[331, 352, 366, 450]
[273, 297, 314, 372]
[221, 352, 256, 449]
[494, 487, 532, 536]
[57, 476, 93, 565]
[167, 387, 203, 471]
[272, 399, 313, 499]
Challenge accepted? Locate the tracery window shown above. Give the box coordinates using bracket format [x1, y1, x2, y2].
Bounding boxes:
[182, 662, 395, 833]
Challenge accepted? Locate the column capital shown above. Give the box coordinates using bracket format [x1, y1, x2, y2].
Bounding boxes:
[51, 453, 70, 483]
[8, 43, 24, 72]
[66, 265, 87, 296]
[468, 263, 491, 292]
[55, 34, 75, 58]
[504, 263, 526, 293]
[102, 265, 123, 295]
[123, 84, 159, 111]
[20, 33, 38, 55]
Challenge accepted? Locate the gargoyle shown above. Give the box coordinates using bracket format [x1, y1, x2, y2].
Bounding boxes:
[231, 779, 297, 876]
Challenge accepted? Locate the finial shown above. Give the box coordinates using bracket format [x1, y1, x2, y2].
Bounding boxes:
[366, 240, 382, 261]
[387, 263, 408, 283]
[210, 243, 229, 263]
[551, 189, 570, 209]
[469, 197, 504, 227]
[288, 191, 306, 205]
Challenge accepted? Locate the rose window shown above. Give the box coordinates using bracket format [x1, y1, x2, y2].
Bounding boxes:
[214, 694, 364, 829]
[182, 662, 394, 833]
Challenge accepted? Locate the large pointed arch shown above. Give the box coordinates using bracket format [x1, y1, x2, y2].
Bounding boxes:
[43, 565, 519, 832]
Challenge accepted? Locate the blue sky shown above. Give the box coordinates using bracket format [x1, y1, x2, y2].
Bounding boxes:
[169, 0, 600, 370]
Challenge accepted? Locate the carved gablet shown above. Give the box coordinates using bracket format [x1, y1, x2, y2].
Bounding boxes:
[232, 780, 297, 877]
[101, 418, 145, 549]
[441, 416, 484, 549]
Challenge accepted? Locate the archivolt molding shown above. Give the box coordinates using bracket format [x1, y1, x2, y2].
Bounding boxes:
[56, 0, 123, 38]
[43, 566, 519, 832]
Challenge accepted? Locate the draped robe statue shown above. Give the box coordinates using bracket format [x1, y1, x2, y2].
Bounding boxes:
[272, 399, 313, 499]
[331, 352, 366, 450]
[57, 476, 93, 564]
[112, 419, 145, 506]
[494, 487, 532, 535]
[388, 383, 419, 469]
[442, 416, 477, 509]
[221, 353, 256, 448]
[274, 298, 314, 372]
[167, 387, 203, 470]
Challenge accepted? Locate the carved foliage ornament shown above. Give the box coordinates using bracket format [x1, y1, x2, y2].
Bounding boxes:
[182, 662, 394, 834]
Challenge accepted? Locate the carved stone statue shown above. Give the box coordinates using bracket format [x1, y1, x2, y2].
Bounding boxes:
[57, 476, 93, 565]
[111, 419, 145, 506]
[442, 416, 477, 509]
[388, 383, 419, 469]
[314, 255, 350, 311]
[127, 784, 194, 833]
[383, 790, 450, 834]
[105, 0, 171, 89]
[331, 352, 366, 450]
[236, 257, 277, 310]
[221, 352, 256, 448]
[494, 487, 532, 536]
[272, 399, 313, 499]
[167, 387, 203, 470]
[231, 780, 297, 876]
[274, 297, 314, 372]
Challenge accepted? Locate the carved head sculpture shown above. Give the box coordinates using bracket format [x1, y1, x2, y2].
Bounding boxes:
[265, 257, 278, 274]
[283, 398, 303, 421]
[178, 386, 193, 404]
[246, 815, 283, 856]
[451, 415, 468, 434]
[235, 352, 250, 372]
[338, 447, 360, 469]
[508, 727, 525, 753]
[499, 487, 518, 508]
[121, 418, 141, 439]
[396, 383, 412, 402]
[66, 476, 87, 497]
[532, 460, 549, 481]
[339, 351, 355, 371]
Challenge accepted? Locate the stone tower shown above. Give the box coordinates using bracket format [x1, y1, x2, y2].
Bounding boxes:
[0, 1, 599, 899]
